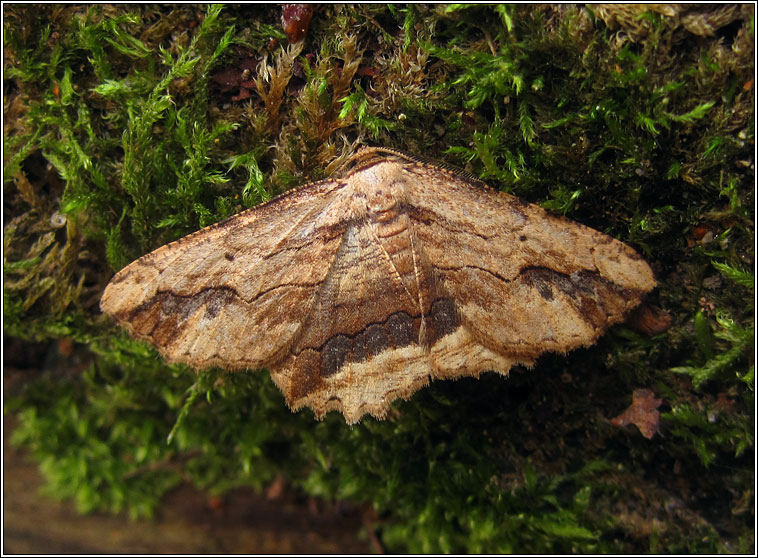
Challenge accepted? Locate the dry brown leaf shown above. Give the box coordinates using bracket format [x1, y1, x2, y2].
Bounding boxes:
[281, 4, 313, 43]
[626, 303, 672, 336]
[611, 388, 663, 439]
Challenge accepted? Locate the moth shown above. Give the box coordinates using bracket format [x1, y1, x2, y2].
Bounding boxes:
[101, 147, 656, 423]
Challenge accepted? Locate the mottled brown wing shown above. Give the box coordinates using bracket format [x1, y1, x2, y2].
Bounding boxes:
[267, 217, 437, 423]
[404, 161, 656, 367]
[100, 178, 352, 370]
[102, 146, 657, 425]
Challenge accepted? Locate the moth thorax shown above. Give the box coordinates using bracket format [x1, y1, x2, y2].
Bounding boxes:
[365, 186, 405, 224]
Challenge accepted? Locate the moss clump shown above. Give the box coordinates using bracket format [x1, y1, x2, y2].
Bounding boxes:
[4, 4, 754, 553]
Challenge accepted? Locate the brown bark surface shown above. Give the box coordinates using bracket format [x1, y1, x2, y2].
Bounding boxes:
[3, 416, 372, 554]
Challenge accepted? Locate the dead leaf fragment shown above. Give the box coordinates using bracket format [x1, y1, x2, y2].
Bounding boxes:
[281, 4, 313, 43]
[57, 337, 74, 357]
[211, 57, 258, 102]
[626, 303, 672, 335]
[611, 388, 662, 439]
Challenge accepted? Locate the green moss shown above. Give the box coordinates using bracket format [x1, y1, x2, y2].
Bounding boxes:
[4, 4, 754, 553]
